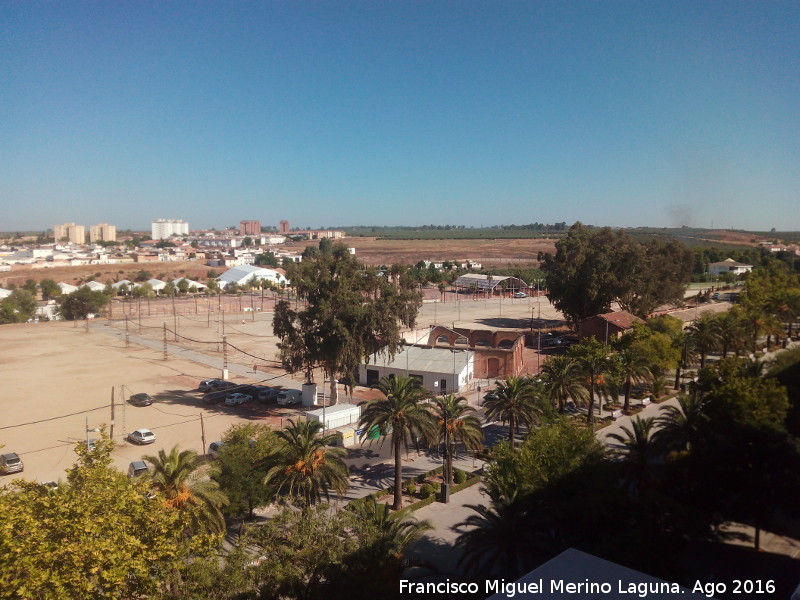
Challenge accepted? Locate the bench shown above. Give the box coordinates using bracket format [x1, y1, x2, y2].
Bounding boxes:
[641, 398, 651, 407]
[611, 409, 623, 420]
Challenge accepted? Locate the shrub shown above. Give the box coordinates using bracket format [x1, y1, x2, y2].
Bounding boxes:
[419, 483, 435, 499]
[404, 481, 417, 496]
[454, 469, 467, 484]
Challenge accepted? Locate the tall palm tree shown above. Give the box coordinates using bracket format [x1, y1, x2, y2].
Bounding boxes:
[430, 394, 483, 484]
[539, 355, 587, 413]
[614, 345, 652, 413]
[673, 331, 697, 390]
[359, 375, 437, 510]
[714, 309, 746, 358]
[655, 391, 709, 454]
[263, 419, 348, 508]
[688, 316, 721, 368]
[569, 337, 612, 425]
[144, 445, 228, 534]
[605, 416, 661, 494]
[483, 376, 539, 444]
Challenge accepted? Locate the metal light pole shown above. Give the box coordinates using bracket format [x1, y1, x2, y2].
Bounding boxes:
[441, 405, 450, 504]
[86, 417, 100, 449]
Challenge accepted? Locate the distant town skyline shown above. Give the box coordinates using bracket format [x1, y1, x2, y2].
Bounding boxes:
[2, 2, 798, 232]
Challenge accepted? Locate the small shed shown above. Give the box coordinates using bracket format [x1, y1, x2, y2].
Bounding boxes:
[328, 425, 358, 448]
[305, 403, 361, 431]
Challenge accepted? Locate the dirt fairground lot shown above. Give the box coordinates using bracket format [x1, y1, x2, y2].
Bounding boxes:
[0, 320, 307, 483]
[283, 237, 555, 266]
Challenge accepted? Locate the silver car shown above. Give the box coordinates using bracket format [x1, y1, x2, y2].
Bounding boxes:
[0, 453, 23, 475]
[127, 429, 157, 445]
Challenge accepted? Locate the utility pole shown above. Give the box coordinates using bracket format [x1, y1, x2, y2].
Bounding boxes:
[163, 322, 168, 361]
[110, 387, 115, 440]
[125, 316, 129, 348]
[199, 413, 207, 456]
[222, 335, 228, 376]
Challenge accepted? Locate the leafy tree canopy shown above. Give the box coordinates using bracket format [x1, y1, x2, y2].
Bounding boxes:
[0, 289, 37, 323]
[58, 287, 110, 320]
[541, 222, 693, 326]
[274, 242, 422, 398]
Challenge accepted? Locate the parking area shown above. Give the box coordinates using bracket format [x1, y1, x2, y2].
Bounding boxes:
[0, 320, 307, 483]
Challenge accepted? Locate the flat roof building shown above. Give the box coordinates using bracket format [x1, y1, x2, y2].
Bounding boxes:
[151, 219, 189, 240]
[240, 220, 261, 236]
[89, 223, 116, 243]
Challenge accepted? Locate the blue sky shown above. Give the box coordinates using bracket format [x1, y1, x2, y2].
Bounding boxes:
[2, 2, 798, 232]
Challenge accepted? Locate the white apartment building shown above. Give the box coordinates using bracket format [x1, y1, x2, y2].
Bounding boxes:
[151, 219, 189, 240]
[89, 223, 117, 242]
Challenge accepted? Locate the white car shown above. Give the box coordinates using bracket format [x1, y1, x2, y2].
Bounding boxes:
[128, 429, 157, 445]
[225, 393, 252, 406]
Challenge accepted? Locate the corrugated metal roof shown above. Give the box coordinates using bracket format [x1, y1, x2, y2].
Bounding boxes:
[365, 346, 473, 374]
[452, 274, 528, 290]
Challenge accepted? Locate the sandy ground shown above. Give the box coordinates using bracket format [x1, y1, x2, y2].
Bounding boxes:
[2, 289, 728, 485]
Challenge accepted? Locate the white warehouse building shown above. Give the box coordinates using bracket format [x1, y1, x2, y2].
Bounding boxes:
[359, 345, 474, 395]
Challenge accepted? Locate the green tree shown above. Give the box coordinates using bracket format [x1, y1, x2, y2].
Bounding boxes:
[606, 416, 661, 494]
[484, 418, 604, 502]
[274, 242, 421, 403]
[57, 287, 110, 320]
[39, 278, 61, 301]
[0, 289, 37, 323]
[614, 332, 655, 412]
[22, 278, 38, 295]
[359, 375, 436, 510]
[430, 394, 483, 484]
[688, 316, 721, 368]
[714, 308, 746, 358]
[0, 436, 214, 599]
[483, 376, 541, 443]
[143, 446, 229, 534]
[263, 419, 348, 508]
[255, 251, 280, 267]
[569, 337, 613, 425]
[540, 355, 587, 413]
[655, 391, 710, 454]
[212, 423, 277, 520]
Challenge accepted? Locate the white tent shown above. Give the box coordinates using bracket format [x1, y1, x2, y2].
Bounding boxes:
[218, 265, 288, 288]
[82, 281, 107, 292]
[58, 282, 78, 294]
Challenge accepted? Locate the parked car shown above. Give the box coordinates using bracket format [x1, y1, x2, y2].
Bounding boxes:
[128, 393, 153, 407]
[40, 481, 58, 490]
[208, 441, 225, 459]
[0, 453, 23, 475]
[240, 385, 268, 397]
[212, 381, 237, 391]
[199, 378, 221, 391]
[203, 390, 228, 404]
[225, 393, 252, 406]
[127, 460, 150, 478]
[127, 429, 157, 445]
[258, 387, 281, 402]
[276, 389, 302, 406]
[514, 291, 527, 298]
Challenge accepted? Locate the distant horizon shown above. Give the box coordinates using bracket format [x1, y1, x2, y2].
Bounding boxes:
[3, 3, 798, 231]
[2, 222, 797, 237]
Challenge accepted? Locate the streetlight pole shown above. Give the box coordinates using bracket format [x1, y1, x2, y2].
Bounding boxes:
[441, 405, 450, 504]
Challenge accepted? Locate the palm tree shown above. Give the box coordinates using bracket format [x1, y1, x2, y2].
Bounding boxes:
[688, 316, 721, 368]
[359, 375, 437, 510]
[714, 309, 745, 358]
[430, 394, 483, 484]
[350, 495, 433, 558]
[144, 445, 228, 534]
[673, 331, 697, 390]
[483, 376, 539, 444]
[539, 355, 587, 413]
[614, 345, 652, 413]
[569, 337, 612, 425]
[453, 496, 531, 578]
[605, 417, 661, 493]
[655, 391, 709, 454]
[263, 419, 348, 508]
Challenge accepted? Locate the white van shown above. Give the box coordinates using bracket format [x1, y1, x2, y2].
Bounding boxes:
[276, 389, 302, 406]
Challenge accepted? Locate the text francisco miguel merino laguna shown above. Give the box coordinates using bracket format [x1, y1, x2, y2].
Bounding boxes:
[399, 578, 684, 597]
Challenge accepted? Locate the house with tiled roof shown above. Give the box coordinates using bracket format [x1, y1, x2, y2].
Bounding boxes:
[578, 310, 644, 343]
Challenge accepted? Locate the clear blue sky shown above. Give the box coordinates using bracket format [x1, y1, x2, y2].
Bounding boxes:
[2, 2, 798, 232]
